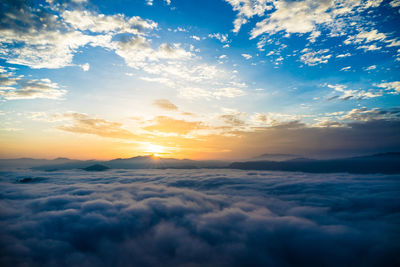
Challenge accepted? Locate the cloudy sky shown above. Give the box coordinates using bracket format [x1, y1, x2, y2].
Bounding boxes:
[1, 0, 400, 160]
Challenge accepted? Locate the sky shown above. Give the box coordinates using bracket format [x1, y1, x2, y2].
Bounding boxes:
[0, 0, 400, 160]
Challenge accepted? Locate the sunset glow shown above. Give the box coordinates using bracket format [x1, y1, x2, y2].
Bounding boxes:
[143, 143, 168, 157]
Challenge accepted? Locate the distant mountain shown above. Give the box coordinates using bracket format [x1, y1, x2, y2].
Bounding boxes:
[0, 157, 77, 170]
[251, 153, 303, 162]
[2, 153, 399, 173]
[0, 155, 229, 171]
[105, 155, 228, 169]
[230, 152, 400, 174]
[83, 164, 110, 171]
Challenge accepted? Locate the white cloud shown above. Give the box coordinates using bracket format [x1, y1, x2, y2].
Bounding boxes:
[250, 0, 340, 39]
[224, 0, 272, 33]
[344, 29, 400, 53]
[0, 30, 98, 69]
[340, 66, 351, 71]
[300, 48, 331, 66]
[307, 30, 321, 43]
[178, 86, 245, 100]
[213, 87, 246, 98]
[241, 54, 252, 60]
[390, 0, 400, 7]
[256, 36, 267, 51]
[376, 81, 400, 94]
[114, 37, 193, 69]
[336, 53, 351, 58]
[80, 63, 90, 71]
[364, 0, 383, 8]
[0, 5, 157, 69]
[387, 39, 400, 47]
[140, 61, 248, 100]
[61, 10, 157, 34]
[140, 76, 176, 88]
[344, 30, 387, 45]
[0, 1, 250, 102]
[0, 69, 66, 100]
[225, 0, 386, 62]
[327, 84, 382, 100]
[341, 107, 400, 121]
[357, 44, 381, 51]
[191, 35, 200, 41]
[364, 65, 376, 71]
[208, 33, 230, 43]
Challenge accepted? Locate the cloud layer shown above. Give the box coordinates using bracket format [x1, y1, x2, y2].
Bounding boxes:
[1, 169, 399, 266]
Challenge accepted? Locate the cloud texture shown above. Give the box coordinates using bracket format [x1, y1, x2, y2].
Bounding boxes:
[1, 169, 399, 266]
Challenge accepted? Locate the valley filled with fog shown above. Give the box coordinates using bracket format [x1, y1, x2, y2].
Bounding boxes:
[1, 169, 399, 266]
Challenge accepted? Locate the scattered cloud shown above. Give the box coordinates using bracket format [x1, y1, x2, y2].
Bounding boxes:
[178, 86, 246, 100]
[143, 116, 204, 135]
[241, 54, 252, 60]
[153, 99, 178, 111]
[300, 48, 331, 66]
[344, 30, 387, 45]
[208, 33, 229, 43]
[248, 0, 378, 39]
[307, 30, 321, 43]
[61, 9, 157, 34]
[341, 107, 400, 121]
[0, 68, 66, 100]
[357, 44, 382, 51]
[225, 0, 272, 33]
[80, 63, 90, 71]
[344, 29, 400, 52]
[115, 38, 193, 69]
[376, 81, 400, 94]
[336, 53, 351, 58]
[390, 0, 400, 7]
[0, 3, 157, 69]
[364, 65, 376, 71]
[57, 113, 137, 139]
[327, 84, 382, 100]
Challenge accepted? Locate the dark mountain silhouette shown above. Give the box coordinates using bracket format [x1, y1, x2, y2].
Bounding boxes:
[1, 152, 399, 174]
[229, 152, 400, 174]
[0, 157, 78, 170]
[106, 155, 228, 169]
[83, 164, 110, 171]
[251, 153, 302, 162]
[0, 155, 229, 171]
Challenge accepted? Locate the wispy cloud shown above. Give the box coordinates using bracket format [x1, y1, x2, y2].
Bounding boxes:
[57, 113, 138, 139]
[300, 48, 331, 66]
[0, 68, 66, 100]
[153, 99, 179, 111]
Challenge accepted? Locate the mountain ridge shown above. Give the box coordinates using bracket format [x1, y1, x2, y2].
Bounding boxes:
[1, 152, 399, 174]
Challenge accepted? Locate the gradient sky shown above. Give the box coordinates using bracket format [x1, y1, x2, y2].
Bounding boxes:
[1, 0, 400, 160]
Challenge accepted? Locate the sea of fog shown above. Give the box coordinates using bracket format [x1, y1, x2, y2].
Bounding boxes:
[1, 169, 399, 266]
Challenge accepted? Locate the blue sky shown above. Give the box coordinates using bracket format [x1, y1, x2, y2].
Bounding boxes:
[0, 0, 400, 159]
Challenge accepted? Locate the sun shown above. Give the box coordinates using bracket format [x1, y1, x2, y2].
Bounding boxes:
[143, 143, 166, 157]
